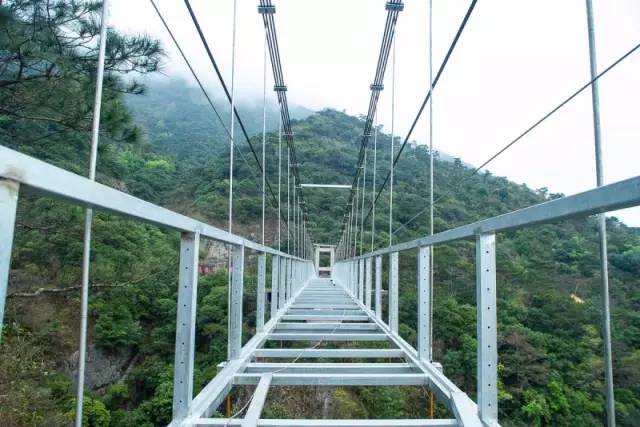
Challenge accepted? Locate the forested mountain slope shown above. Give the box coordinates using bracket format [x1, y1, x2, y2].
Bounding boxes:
[1, 2, 639, 426]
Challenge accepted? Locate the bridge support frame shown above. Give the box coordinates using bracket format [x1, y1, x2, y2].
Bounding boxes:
[477, 233, 498, 425]
[418, 245, 432, 362]
[389, 252, 399, 333]
[172, 231, 200, 420]
[228, 244, 245, 360]
[256, 254, 266, 332]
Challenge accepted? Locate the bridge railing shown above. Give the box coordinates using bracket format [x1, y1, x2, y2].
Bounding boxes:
[333, 175, 640, 425]
[0, 145, 315, 421]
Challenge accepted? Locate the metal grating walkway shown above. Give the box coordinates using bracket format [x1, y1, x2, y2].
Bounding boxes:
[188, 278, 469, 427]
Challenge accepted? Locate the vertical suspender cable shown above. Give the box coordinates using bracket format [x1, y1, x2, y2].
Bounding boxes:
[278, 113, 282, 251]
[389, 36, 396, 247]
[261, 34, 267, 245]
[360, 149, 367, 254]
[428, 0, 435, 364]
[228, 0, 238, 235]
[75, 2, 109, 426]
[287, 147, 290, 254]
[353, 192, 358, 257]
[226, 0, 238, 362]
[585, 2, 615, 425]
[371, 112, 378, 252]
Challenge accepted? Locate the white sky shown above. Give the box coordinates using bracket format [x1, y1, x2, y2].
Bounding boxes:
[110, 0, 640, 226]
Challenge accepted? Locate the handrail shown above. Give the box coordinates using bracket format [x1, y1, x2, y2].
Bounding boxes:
[342, 175, 640, 260]
[0, 145, 304, 260]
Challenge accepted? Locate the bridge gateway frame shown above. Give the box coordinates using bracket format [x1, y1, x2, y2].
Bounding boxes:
[2, 144, 639, 426]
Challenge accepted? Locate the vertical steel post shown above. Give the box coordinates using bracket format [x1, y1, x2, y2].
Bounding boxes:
[476, 233, 497, 424]
[257, 254, 266, 333]
[228, 244, 244, 360]
[271, 256, 279, 317]
[375, 256, 382, 319]
[172, 232, 200, 420]
[0, 179, 19, 340]
[365, 257, 372, 309]
[75, 2, 109, 425]
[418, 246, 432, 361]
[358, 259, 364, 302]
[389, 252, 399, 332]
[585, 2, 615, 425]
[278, 257, 286, 308]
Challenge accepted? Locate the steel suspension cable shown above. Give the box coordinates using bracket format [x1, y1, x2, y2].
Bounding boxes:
[392, 41, 640, 237]
[261, 34, 267, 245]
[389, 35, 396, 247]
[362, 0, 479, 227]
[149, 0, 263, 193]
[337, 0, 404, 247]
[228, 0, 237, 235]
[371, 112, 378, 252]
[183, 0, 284, 217]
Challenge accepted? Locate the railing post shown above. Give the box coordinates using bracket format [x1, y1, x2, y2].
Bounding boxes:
[289, 260, 294, 298]
[0, 179, 19, 341]
[228, 244, 244, 360]
[358, 259, 364, 302]
[476, 233, 498, 425]
[375, 256, 382, 319]
[418, 246, 431, 361]
[271, 256, 279, 317]
[257, 253, 266, 333]
[278, 257, 286, 308]
[389, 252, 399, 333]
[365, 257, 372, 309]
[172, 231, 200, 420]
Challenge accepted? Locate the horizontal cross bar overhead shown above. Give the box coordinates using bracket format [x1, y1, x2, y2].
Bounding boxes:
[300, 184, 352, 189]
[0, 146, 302, 260]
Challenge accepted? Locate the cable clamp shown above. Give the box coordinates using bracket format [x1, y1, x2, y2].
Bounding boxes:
[274, 85, 288, 92]
[257, 5, 276, 14]
[385, 1, 404, 11]
[370, 84, 384, 91]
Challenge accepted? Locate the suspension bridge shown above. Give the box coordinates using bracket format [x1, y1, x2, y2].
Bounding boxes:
[1, 0, 638, 426]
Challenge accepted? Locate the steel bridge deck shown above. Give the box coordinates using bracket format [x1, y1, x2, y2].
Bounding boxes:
[181, 278, 477, 427]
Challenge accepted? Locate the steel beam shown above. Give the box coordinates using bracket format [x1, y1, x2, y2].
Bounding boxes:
[234, 373, 427, 386]
[358, 259, 364, 302]
[417, 246, 431, 361]
[252, 349, 405, 359]
[228, 245, 244, 360]
[476, 234, 497, 425]
[173, 232, 200, 420]
[245, 363, 415, 374]
[375, 256, 382, 319]
[365, 257, 372, 309]
[267, 333, 387, 341]
[345, 174, 640, 261]
[257, 254, 266, 333]
[191, 419, 458, 427]
[241, 374, 272, 427]
[0, 146, 305, 261]
[271, 256, 279, 317]
[389, 252, 399, 332]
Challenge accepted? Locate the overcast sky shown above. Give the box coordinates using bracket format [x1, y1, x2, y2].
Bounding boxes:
[110, 0, 640, 226]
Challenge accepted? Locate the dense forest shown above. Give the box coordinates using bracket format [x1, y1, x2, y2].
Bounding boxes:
[1, 1, 639, 426]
